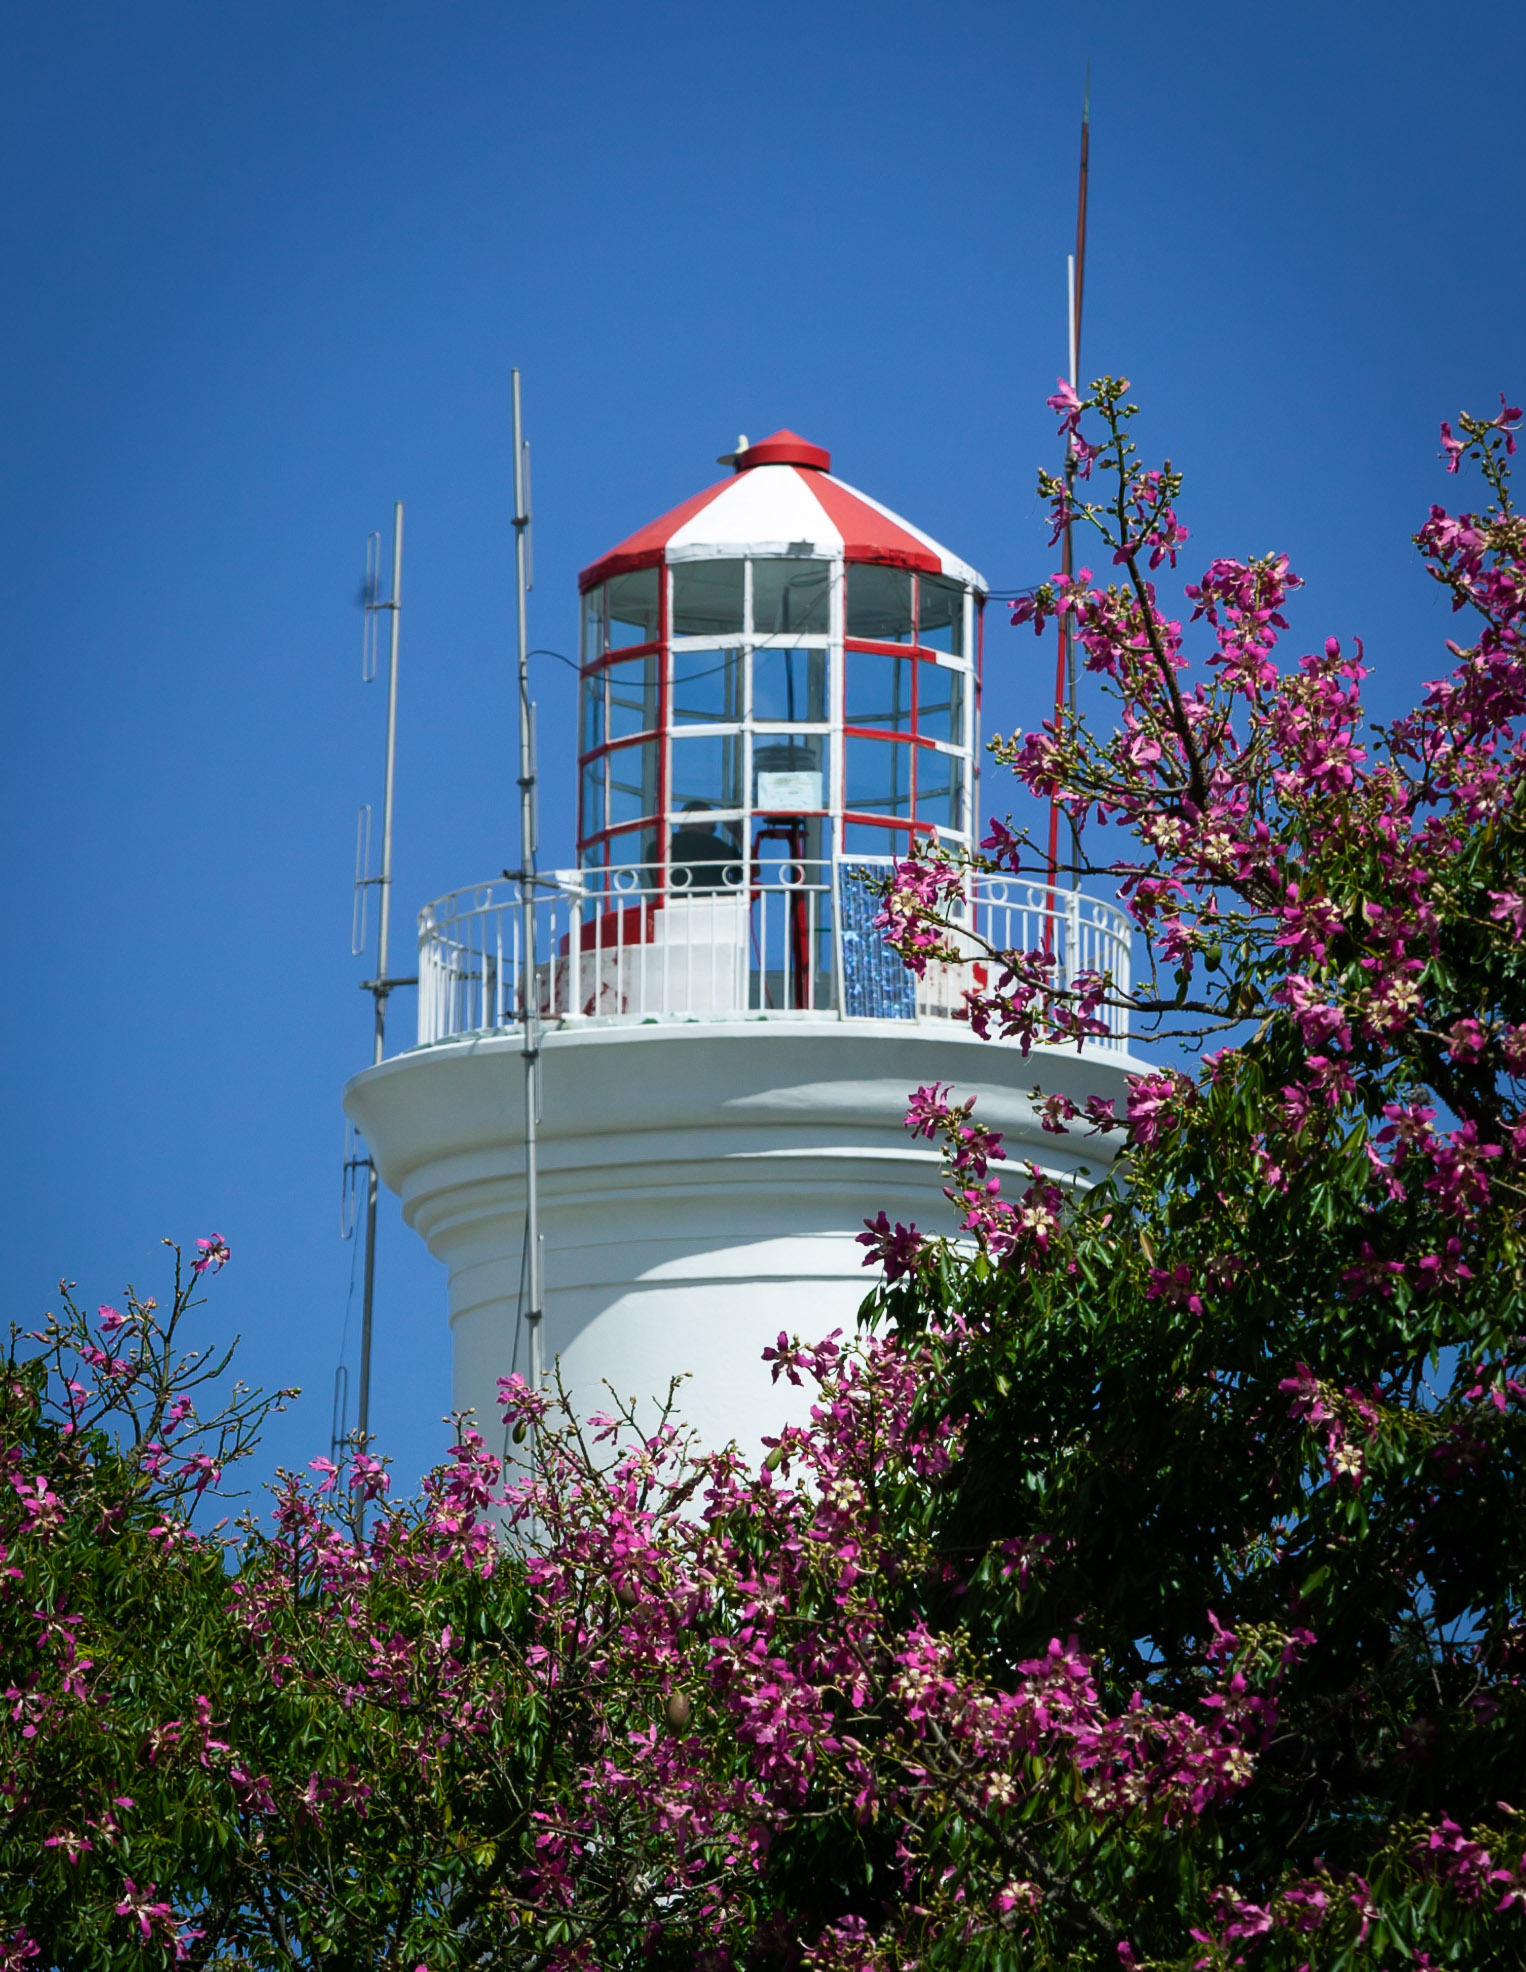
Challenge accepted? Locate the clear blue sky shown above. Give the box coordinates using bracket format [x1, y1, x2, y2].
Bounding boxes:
[3, 0, 1522, 1502]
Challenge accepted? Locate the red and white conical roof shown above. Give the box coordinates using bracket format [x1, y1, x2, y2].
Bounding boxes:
[578, 430, 986, 593]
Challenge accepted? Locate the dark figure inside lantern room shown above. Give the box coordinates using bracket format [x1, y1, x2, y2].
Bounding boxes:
[667, 801, 743, 893]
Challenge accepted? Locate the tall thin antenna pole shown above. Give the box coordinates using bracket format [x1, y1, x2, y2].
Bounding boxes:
[357, 502, 404, 1487]
[376, 502, 404, 1032]
[1045, 78, 1091, 913]
[511, 371, 544, 1397]
[1069, 76, 1091, 755]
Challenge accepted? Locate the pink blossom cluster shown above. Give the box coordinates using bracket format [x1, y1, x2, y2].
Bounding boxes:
[877, 384, 1526, 1326]
[1418, 1815, 1526, 1913]
[478, 1322, 1301, 1960]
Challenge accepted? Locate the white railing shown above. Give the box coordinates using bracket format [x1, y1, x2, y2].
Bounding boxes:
[965, 876, 1134, 1049]
[415, 860, 1132, 1050]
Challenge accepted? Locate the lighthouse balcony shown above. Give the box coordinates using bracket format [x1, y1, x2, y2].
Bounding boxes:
[413, 860, 1131, 1053]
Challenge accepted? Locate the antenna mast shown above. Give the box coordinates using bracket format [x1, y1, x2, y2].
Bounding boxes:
[511, 371, 545, 1396]
[1045, 78, 1090, 900]
[351, 502, 413, 1520]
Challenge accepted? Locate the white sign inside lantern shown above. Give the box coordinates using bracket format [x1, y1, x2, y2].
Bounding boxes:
[757, 770, 822, 810]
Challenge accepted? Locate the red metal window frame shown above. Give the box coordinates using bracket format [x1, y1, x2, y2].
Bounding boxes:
[580, 558, 976, 862]
[577, 655, 663, 855]
[599, 821, 652, 873]
[656, 559, 670, 851]
[841, 627, 971, 832]
[575, 551, 668, 863]
[839, 815, 936, 854]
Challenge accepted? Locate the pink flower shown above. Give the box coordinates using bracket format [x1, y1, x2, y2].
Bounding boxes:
[1424, 1120, 1501, 1216]
[1009, 585, 1054, 634]
[348, 1452, 390, 1501]
[1274, 974, 1351, 1048]
[1342, 1242, 1406, 1298]
[1416, 1239, 1474, 1288]
[1445, 1016, 1488, 1063]
[177, 1452, 221, 1497]
[857, 1213, 923, 1283]
[78, 1343, 135, 1382]
[12, 1475, 64, 1540]
[1215, 1892, 1273, 1945]
[905, 1082, 953, 1140]
[1278, 1362, 1331, 1427]
[1036, 1090, 1079, 1135]
[1047, 376, 1084, 437]
[114, 1879, 174, 1942]
[230, 1767, 277, 1814]
[192, 1234, 230, 1275]
[761, 1329, 804, 1386]
[43, 1828, 92, 1866]
[1146, 1264, 1203, 1316]
[496, 1372, 550, 1432]
[1125, 1072, 1190, 1148]
[1204, 1611, 1238, 1665]
[1490, 890, 1526, 936]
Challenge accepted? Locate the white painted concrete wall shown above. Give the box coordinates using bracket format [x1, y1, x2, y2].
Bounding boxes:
[343, 1017, 1147, 1461]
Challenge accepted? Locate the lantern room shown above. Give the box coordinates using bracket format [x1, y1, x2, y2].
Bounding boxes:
[575, 430, 985, 883]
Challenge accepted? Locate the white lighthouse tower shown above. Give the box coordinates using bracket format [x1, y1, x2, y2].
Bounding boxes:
[343, 429, 1144, 1455]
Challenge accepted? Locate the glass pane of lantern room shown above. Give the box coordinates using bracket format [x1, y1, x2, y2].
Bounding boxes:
[670, 732, 743, 813]
[580, 755, 605, 838]
[607, 656, 659, 740]
[581, 585, 604, 663]
[669, 811, 743, 892]
[916, 574, 964, 655]
[916, 662, 964, 748]
[845, 650, 913, 733]
[752, 558, 831, 636]
[916, 749, 965, 831]
[607, 567, 661, 647]
[847, 564, 913, 642]
[672, 559, 745, 638]
[605, 827, 652, 872]
[672, 646, 743, 725]
[753, 647, 826, 723]
[843, 819, 909, 860]
[580, 672, 605, 754]
[845, 736, 913, 817]
[608, 741, 658, 826]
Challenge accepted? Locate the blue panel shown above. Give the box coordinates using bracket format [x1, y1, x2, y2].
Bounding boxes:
[837, 864, 915, 1020]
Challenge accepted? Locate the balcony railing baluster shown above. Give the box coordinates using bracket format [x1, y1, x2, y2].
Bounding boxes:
[413, 860, 1132, 1051]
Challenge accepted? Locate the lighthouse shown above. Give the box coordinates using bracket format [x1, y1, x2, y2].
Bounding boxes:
[342, 429, 1145, 1455]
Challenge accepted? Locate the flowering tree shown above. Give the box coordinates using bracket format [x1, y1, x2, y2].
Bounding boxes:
[864, 382, 1526, 1962]
[0, 1253, 1354, 1969]
[7, 390, 1526, 1968]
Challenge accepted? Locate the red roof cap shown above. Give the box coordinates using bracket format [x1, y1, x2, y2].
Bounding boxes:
[734, 429, 831, 473]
